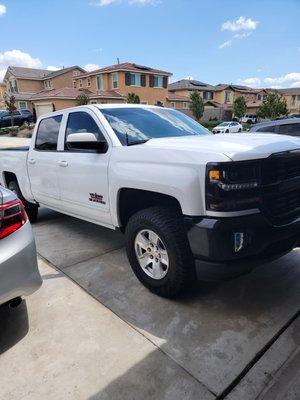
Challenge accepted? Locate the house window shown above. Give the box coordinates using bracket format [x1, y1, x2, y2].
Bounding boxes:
[257, 94, 262, 101]
[170, 102, 175, 108]
[19, 101, 27, 109]
[73, 70, 80, 77]
[73, 80, 77, 89]
[96, 75, 104, 90]
[112, 73, 119, 89]
[297, 95, 300, 102]
[79, 79, 83, 88]
[130, 73, 141, 86]
[203, 91, 213, 100]
[154, 76, 163, 88]
[9, 79, 18, 93]
[183, 102, 188, 109]
[44, 80, 52, 89]
[225, 91, 231, 103]
[87, 78, 91, 87]
[292, 96, 296, 105]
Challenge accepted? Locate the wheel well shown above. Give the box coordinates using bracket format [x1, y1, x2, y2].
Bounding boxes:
[118, 188, 182, 231]
[3, 171, 17, 187]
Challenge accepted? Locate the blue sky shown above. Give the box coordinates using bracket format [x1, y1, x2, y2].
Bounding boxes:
[0, 0, 299, 88]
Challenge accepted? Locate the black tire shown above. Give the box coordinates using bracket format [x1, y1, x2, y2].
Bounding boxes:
[238, 128, 242, 132]
[8, 180, 38, 222]
[226, 129, 229, 133]
[125, 206, 195, 298]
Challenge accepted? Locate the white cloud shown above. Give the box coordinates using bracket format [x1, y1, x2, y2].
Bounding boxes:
[264, 72, 300, 88]
[0, 49, 42, 81]
[91, 0, 158, 6]
[46, 65, 60, 71]
[222, 16, 258, 32]
[237, 77, 261, 87]
[233, 32, 252, 39]
[84, 63, 100, 71]
[0, 4, 6, 16]
[219, 40, 232, 49]
[235, 73, 300, 89]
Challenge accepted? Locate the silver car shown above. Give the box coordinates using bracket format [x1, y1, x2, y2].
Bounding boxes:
[0, 186, 42, 306]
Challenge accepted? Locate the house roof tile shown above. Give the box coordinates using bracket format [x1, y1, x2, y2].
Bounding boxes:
[76, 62, 172, 78]
[168, 79, 215, 92]
[30, 87, 124, 100]
[5, 66, 85, 81]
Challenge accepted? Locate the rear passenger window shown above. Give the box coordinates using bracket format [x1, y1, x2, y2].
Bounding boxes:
[35, 115, 62, 151]
[257, 125, 276, 133]
[278, 123, 300, 136]
[65, 111, 106, 150]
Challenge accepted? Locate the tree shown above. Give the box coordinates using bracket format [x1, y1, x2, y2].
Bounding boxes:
[257, 92, 288, 120]
[76, 94, 90, 106]
[126, 92, 140, 104]
[4, 95, 17, 127]
[189, 91, 204, 121]
[233, 96, 246, 120]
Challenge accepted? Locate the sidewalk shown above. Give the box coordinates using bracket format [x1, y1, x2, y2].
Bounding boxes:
[0, 258, 211, 400]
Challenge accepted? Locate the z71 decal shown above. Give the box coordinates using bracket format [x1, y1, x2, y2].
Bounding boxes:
[89, 192, 106, 205]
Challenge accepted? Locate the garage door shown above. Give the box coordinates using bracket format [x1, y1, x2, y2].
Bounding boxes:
[34, 103, 53, 118]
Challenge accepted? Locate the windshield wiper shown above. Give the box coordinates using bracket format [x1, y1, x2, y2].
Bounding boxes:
[127, 139, 150, 146]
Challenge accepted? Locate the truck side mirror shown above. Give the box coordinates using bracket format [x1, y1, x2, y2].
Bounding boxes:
[66, 132, 108, 153]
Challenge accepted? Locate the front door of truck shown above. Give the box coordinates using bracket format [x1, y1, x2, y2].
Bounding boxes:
[27, 114, 62, 207]
[57, 110, 111, 226]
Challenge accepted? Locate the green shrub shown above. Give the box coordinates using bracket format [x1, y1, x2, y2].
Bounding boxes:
[201, 120, 221, 131]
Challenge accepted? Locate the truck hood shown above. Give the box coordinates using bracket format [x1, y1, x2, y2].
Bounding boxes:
[144, 133, 300, 161]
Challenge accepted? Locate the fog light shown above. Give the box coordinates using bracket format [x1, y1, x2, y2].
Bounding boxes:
[234, 232, 244, 253]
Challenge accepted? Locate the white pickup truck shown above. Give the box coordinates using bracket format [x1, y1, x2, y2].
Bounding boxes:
[1, 104, 300, 297]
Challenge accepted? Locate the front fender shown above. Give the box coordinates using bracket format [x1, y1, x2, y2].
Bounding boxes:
[109, 160, 205, 227]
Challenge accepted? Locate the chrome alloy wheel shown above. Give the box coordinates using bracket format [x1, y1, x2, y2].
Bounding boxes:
[134, 229, 169, 280]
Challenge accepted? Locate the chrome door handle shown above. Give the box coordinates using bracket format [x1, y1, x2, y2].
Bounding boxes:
[58, 160, 68, 167]
[28, 158, 36, 165]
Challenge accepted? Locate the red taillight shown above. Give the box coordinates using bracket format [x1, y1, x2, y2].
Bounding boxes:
[0, 198, 28, 240]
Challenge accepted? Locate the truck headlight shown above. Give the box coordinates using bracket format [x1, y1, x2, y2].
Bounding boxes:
[206, 161, 261, 211]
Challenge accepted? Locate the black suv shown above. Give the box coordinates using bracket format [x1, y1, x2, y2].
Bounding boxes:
[249, 118, 300, 137]
[0, 110, 33, 128]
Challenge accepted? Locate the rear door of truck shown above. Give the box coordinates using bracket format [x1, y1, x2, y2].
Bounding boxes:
[27, 112, 63, 207]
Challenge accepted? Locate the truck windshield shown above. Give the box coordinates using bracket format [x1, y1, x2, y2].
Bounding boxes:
[101, 107, 211, 145]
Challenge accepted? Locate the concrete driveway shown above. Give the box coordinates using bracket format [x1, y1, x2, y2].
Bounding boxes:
[1, 207, 299, 399]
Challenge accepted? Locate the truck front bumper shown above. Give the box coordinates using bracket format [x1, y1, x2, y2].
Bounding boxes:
[185, 213, 300, 281]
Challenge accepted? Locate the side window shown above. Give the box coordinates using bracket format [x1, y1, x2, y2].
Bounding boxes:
[257, 125, 276, 133]
[278, 123, 300, 136]
[35, 115, 62, 151]
[65, 111, 106, 151]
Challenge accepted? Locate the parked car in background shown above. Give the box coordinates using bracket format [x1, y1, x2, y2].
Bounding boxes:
[250, 118, 300, 137]
[240, 114, 258, 124]
[0, 110, 32, 128]
[212, 121, 243, 134]
[0, 186, 42, 306]
[19, 109, 34, 123]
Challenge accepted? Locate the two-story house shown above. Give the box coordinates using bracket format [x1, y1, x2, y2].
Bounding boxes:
[214, 84, 268, 114]
[168, 79, 216, 102]
[168, 79, 231, 120]
[72, 62, 172, 107]
[277, 88, 300, 114]
[3, 65, 86, 115]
